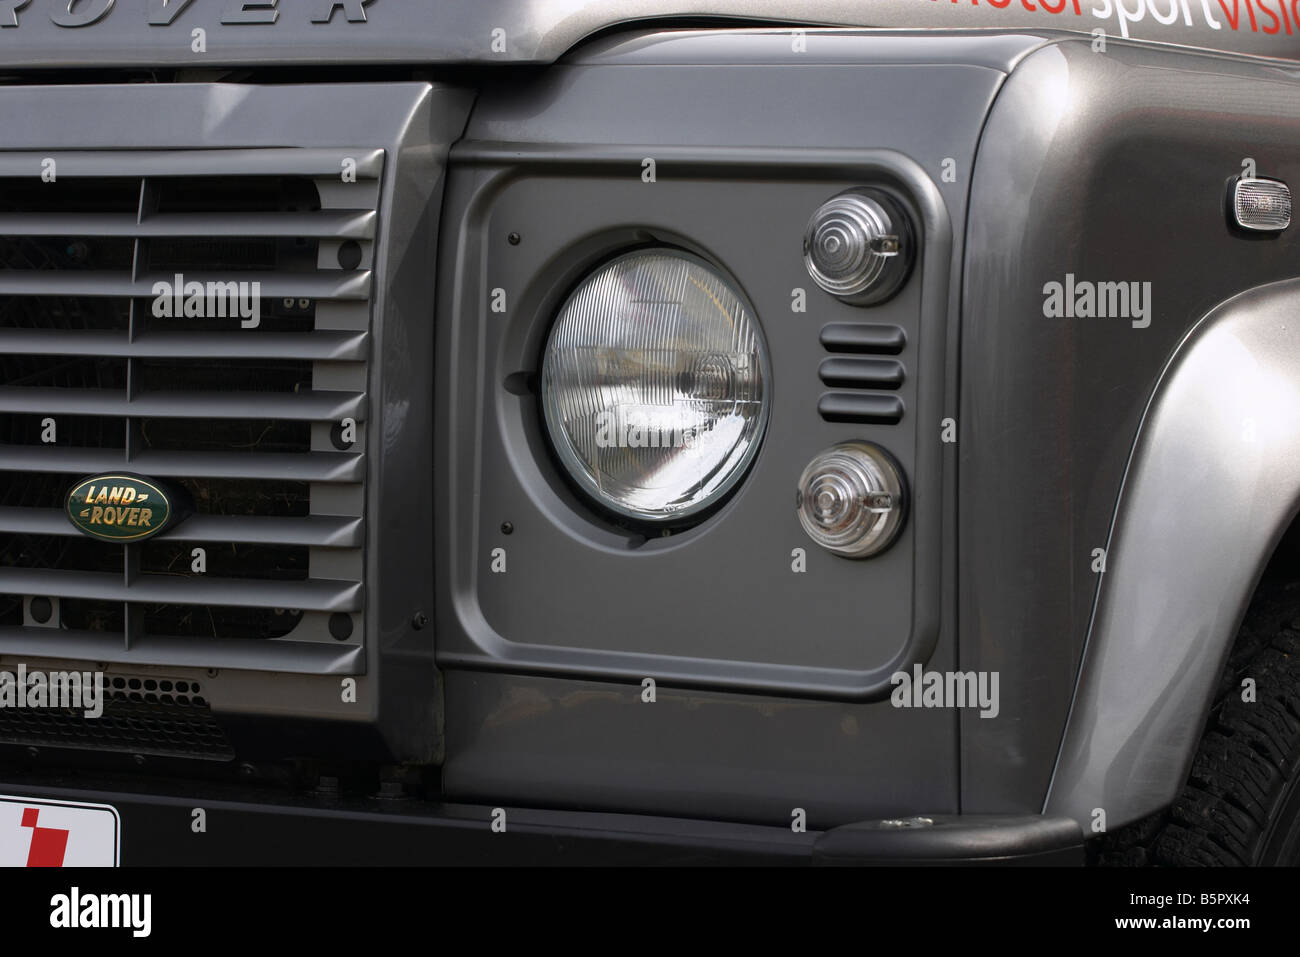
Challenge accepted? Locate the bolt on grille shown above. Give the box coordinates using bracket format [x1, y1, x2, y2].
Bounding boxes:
[0, 149, 379, 675]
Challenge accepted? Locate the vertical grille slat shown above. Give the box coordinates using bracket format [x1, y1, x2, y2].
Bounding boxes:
[0, 148, 380, 672]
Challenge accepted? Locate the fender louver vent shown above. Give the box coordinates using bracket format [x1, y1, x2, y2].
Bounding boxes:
[817, 322, 906, 424]
[0, 149, 380, 675]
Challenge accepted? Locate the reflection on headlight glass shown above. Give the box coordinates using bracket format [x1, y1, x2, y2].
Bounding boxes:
[541, 249, 770, 522]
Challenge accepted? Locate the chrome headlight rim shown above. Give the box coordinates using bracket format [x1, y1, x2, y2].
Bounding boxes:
[539, 245, 772, 527]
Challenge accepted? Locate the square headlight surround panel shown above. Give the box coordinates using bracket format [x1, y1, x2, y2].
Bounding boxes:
[441, 160, 945, 698]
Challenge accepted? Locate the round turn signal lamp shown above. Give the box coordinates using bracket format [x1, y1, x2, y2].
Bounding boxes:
[796, 442, 906, 558]
[802, 189, 914, 305]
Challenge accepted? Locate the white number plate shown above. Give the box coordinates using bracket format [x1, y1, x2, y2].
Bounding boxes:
[0, 796, 120, 867]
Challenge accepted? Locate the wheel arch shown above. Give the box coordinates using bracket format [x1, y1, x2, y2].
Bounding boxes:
[1045, 277, 1300, 831]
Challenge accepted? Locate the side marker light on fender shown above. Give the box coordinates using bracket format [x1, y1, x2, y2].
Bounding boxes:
[1232, 177, 1290, 232]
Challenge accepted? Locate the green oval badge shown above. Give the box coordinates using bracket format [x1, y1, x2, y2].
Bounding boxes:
[65, 474, 182, 543]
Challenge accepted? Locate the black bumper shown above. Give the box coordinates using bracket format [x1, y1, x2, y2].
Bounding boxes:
[0, 773, 1085, 865]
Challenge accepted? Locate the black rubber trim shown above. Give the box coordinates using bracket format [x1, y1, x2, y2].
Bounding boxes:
[0, 774, 1085, 865]
[819, 356, 905, 389]
[815, 814, 1086, 866]
[818, 392, 905, 424]
[820, 322, 907, 354]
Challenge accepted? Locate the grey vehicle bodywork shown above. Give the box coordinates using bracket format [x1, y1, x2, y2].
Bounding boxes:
[0, 3, 1298, 861]
[960, 38, 1300, 827]
[434, 28, 1300, 837]
[1, 0, 1294, 63]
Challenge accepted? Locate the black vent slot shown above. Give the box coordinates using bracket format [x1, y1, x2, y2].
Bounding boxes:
[141, 604, 304, 641]
[818, 323, 908, 424]
[2, 354, 126, 390]
[1, 534, 121, 574]
[0, 235, 135, 271]
[61, 599, 126, 633]
[0, 177, 140, 214]
[139, 417, 309, 456]
[1, 413, 125, 449]
[820, 322, 907, 354]
[0, 295, 130, 331]
[141, 541, 308, 582]
[153, 176, 319, 214]
[818, 393, 905, 425]
[819, 357, 905, 390]
[147, 237, 280, 272]
[0, 471, 89, 511]
[180, 478, 311, 520]
[0, 674, 232, 761]
[137, 358, 311, 395]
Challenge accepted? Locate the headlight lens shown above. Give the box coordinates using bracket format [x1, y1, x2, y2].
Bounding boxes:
[541, 249, 770, 523]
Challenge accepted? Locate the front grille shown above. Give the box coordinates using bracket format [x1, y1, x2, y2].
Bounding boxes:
[0, 149, 379, 673]
[0, 672, 232, 761]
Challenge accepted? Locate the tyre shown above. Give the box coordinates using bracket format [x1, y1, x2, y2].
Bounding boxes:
[1098, 578, 1300, 865]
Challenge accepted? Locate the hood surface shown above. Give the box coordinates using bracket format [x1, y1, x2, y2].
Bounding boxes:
[0, 0, 1296, 69]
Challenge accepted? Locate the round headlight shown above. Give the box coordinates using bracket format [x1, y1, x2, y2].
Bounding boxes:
[541, 249, 770, 523]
